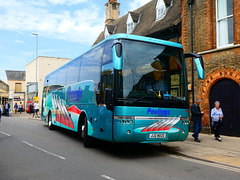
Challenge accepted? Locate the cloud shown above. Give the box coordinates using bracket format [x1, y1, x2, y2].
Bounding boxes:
[0, 0, 104, 44]
[128, 0, 152, 11]
[48, 0, 87, 5]
[15, 39, 25, 44]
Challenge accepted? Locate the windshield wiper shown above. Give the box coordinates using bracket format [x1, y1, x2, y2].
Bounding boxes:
[128, 96, 158, 105]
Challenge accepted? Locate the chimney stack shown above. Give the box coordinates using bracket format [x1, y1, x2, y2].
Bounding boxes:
[105, 0, 120, 25]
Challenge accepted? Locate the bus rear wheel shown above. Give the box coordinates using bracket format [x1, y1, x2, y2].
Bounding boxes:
[48, 113, 55, 130]
[82, 116, 94, 148]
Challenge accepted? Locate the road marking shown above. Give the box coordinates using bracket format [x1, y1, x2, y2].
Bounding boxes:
[169, 155, 240, 173]
[0, 131, 11, 136]
[101, 175, 116, 180]
[22, 141, 66, 160]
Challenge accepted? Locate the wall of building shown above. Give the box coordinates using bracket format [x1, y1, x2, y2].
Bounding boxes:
[26, 56, 71, 112]
[181, 0, 240, 134]
[7, 80, 26, 111]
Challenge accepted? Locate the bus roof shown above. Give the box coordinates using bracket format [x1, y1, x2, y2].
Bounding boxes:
[94, 33, 183, 49]
[46, 33, 183, 78]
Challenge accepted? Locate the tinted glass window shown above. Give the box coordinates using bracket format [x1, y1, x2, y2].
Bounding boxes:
[115, 39, 187, 108]
[102, 40, 113, 65]
[66, 58, 81, 86]
[48, 71, 58, 85]
[79, 44, 104, 88]
[57, 66, 68, 86]
[97, 40, 114, 104]
[97, 62, 114, 104]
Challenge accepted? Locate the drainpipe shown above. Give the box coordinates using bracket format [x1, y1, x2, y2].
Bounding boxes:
[187, 0, 195, 104]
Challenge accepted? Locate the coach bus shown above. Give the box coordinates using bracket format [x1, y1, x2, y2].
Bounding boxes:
[41, 34, 204, 147]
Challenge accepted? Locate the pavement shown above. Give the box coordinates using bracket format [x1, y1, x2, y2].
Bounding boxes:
[8, 112, 42, 121]
[162, 133, 240, 169]
[7, 112, 240, 169]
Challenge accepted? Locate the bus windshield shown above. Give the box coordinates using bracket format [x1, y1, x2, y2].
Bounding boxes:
[115, 39, 188, 108]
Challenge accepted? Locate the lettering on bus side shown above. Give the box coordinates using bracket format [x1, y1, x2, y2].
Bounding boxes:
[147, 108, 170, 117]
[67, 88, 83, 102]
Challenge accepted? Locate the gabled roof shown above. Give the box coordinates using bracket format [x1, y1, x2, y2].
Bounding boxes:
[106, 25, 116, 34]
[164, 0, 172, 6]
[129, 12, 141, 23]
[93, 0, 181, 46]
[5, 70, 26, 81]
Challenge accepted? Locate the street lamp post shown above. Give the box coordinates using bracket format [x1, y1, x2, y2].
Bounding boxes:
[187, 0, 195, 104]
[32, 33, 38, 97]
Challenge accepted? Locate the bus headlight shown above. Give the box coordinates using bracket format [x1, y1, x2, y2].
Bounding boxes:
[127, 130, 131, 134]
[120, 120, 124, 124]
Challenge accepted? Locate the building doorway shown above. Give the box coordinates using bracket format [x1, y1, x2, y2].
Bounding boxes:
[209, 79, 240, 137]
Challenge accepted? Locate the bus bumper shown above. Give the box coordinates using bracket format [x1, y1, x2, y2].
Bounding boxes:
[113, 126, 188, 143]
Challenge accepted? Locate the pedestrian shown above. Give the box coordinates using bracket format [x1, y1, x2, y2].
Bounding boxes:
[211, 101, 224, 142]
[0, 105, 2, 122]
[19, 102, 23, 114]
[191, 99, 205, 142]
[5, 101, 10, 117]
[34, 101, 40, 118]
[32, 101, 35, 118]
[14, 103, 18, 114]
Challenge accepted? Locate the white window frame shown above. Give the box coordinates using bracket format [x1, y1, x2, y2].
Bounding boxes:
[104, 27, 110, 39]
[126, 13, 136, 34]
[216, 0, 234, 48]
[156, 0, 166, 21]
[127, 22, 135, 34]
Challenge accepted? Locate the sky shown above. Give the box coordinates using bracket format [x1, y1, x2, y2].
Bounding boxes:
[0, 0, 152, 81]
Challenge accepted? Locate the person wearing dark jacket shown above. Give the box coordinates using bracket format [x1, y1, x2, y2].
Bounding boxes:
[191, 99, 205, 142]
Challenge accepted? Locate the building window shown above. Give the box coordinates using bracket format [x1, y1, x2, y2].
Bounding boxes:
[156, 5, 166, 20]
[127, 22, 135, 34]
[216, 0, 233, 47]
[15, 83, 22, 92]
[156, 0, 166, 20]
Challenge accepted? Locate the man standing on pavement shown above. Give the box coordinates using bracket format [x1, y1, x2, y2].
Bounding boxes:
[5, 101, 10, 117]
[191, 99, 205, 142]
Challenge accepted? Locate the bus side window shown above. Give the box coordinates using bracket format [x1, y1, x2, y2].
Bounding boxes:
[99, 62, 113, 105]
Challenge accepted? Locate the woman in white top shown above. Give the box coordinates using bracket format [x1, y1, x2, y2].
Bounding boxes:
[34, 101, 40, 118]
[211, 101, 224, 142]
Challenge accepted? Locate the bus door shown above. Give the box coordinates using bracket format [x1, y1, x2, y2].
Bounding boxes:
[97, 62, 114, 142]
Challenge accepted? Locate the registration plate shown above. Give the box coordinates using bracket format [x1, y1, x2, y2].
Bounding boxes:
[149, 133, 166, 138]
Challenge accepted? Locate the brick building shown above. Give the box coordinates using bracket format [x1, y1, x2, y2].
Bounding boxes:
[182, 0, 240, 136]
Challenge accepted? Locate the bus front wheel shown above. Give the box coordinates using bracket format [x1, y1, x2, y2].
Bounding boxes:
[83, 116, 93, 148]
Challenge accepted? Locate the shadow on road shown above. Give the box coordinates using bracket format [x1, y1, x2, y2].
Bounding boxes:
[46, 125, 182, 159]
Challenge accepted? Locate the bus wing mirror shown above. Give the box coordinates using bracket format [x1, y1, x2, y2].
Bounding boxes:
[184, 53, 205, 80]
[194, 57, 204, 79]
[112, 40, 123, 70]
[105, 88, 113, 111]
